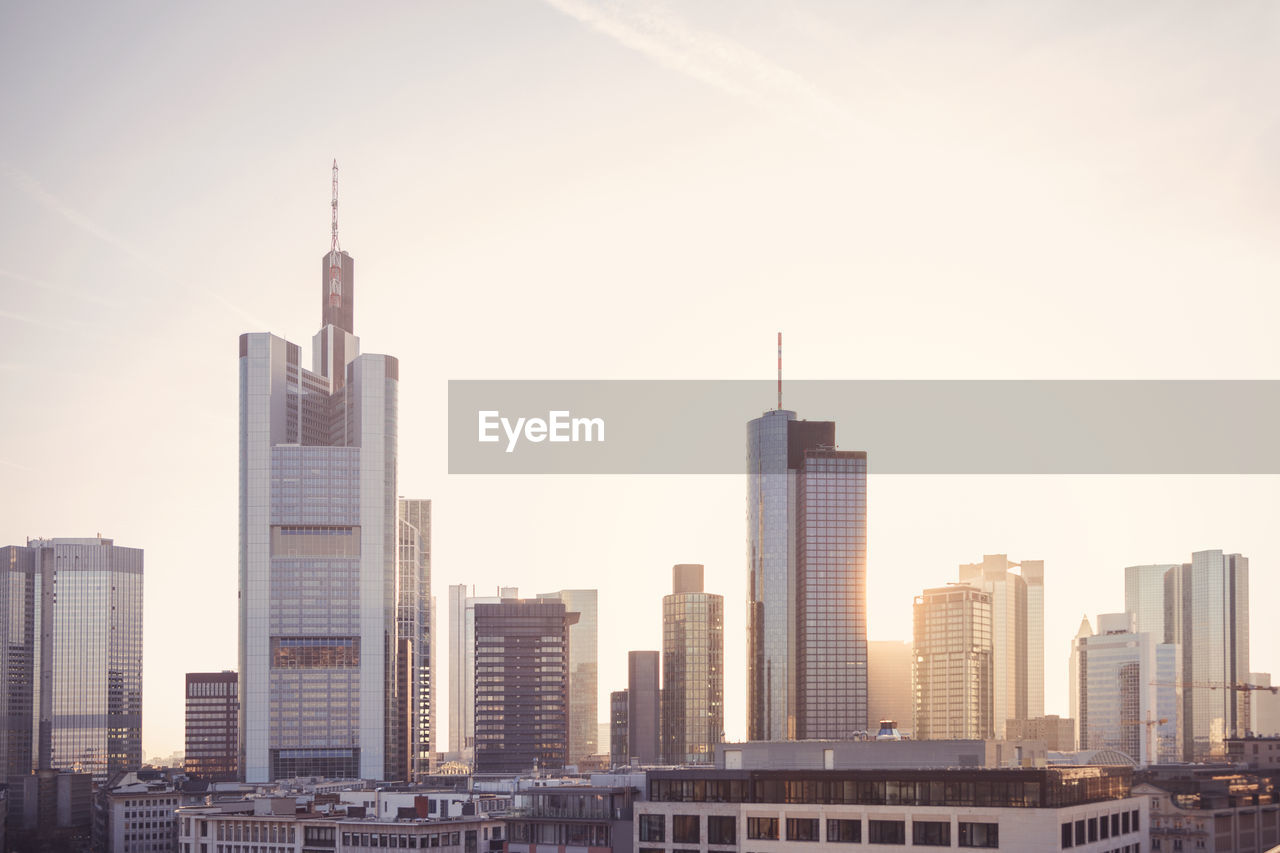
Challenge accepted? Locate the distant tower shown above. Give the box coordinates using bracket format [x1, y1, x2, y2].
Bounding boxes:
[868, 641, 913, 737]
[628, 651, 661, 764]
[913, 585, 993, 740]
[397, 499, 432, 780]
[662, 564, 724, 764]
[448, 584, 518, 766]
[185, 671, 238, 781]
[538, 590, 599, 766]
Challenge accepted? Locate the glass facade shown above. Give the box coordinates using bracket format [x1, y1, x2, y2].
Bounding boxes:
[913, 585, 992, 740]
[957, 555, 1039, 739]
[238, 245, 402, 782]
[0, 538, 142, 781]
[185, 671, 239, 781]
[397, 498, 432, 780]
[538, 589, 598, 765]
[662, 565, 724, 764]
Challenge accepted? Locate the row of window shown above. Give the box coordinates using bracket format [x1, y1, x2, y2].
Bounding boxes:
[638, 814, 997, 847]
[1061, 810, 1140, 848]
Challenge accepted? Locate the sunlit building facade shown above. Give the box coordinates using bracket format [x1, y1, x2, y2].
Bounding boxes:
[913, 585, 992, 741]
[538, 589, 599, 766]
[239, 231, 406, 782]
[1124, 563, 1177, 639]
[0, 537, 142, 782]
[662, 564, 724, 764]
[396, 498, 432, 780]
[868, 640, 913, 737]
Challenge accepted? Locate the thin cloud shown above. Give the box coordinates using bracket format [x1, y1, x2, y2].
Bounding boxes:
[0, 162, 271, 329]
[0, 267, 115, 308]
[0, 458, 34, 472]
[542, 0, 848, 124]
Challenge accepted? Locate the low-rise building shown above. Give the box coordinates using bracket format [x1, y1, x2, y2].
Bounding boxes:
[715, 738, 1048, 770]
[1008, 715, 1077, 751]
[94, 768, 204, 853]
[637, 765, 1148, 852]
[1227, 735, 1280, 771]
[504, 785, 637, 853]
[1137, 765, 1280, 853]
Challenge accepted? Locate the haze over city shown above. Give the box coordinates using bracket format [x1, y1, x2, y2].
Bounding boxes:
[2, 0, 1278, 763]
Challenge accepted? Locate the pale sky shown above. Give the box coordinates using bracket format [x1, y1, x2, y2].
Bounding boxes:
[2, 1, 1278, 759]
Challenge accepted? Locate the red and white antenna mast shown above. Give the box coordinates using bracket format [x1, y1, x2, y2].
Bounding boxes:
[331, 159, 341, 253]
[328, 160, 342, 308]
[777, 331, 783, 410]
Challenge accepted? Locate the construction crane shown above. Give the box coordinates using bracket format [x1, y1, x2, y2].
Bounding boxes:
[1120, 714, 1169, 766]
[1149, 680, 1279, 736]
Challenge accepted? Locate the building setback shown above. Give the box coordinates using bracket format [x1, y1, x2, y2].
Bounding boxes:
[185, 671, 239, 781]
[0, 537, 143, 782]
[661, 564, 724, 764]
[913, 585, 993, 740]
[238, 175, 408, 782]
[472, 599, 577, 774]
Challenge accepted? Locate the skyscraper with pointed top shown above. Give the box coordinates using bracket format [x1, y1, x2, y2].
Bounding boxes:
[238, 164, 409, 782]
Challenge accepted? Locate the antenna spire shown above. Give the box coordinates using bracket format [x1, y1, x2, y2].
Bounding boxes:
[330, 159, 340, 252]
[777, 331, 783, 410]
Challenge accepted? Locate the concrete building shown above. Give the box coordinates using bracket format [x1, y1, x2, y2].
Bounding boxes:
[1164, 550, 1250, 761]
[0, 536, 143, 781]
[611, 690, 629, 768]
[867, 640, 912, 738]
[505, 785, 636, 853]
[1076, 613, 1181, 766]
[473, 598, 577, 774]
[628, 652, 661, 765]
[447, 584, 517, 766]
[714, 739, 1048, 771]
[5, 769, 93, 851]
[957, 554, 1044, 739]
[746, 409, 867, 742]
[913, 585, 993, 740]
[661, 565, 724, 765]
[1138, 766, 1279, 853]
[538, 589, 599, 766]
[95, 768, 201, 853]
[1249, 672, 1280, 736]
[397, 498, 433, 781]
[638, 764, 1147, 852]
[238, 184, 408, 782]
[185, 671, 239, 781]
[1227, 735, 1280, 770]
[1006, 715, 1076, 751]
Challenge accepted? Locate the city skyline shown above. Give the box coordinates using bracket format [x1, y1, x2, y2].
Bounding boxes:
[3, 3, 1280, 758]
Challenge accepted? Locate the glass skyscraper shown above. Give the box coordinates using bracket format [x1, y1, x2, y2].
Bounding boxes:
[0, 537, 142, 782]
[538, 589, 599, 766]
[397, 498, 432, 780]
[912, 584, 993, 740]
[238, 227, 407, 782]
[661, 564, 724, 764]
[746, 409, 867, 741]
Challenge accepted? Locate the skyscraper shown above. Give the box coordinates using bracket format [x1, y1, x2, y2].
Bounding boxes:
[957, 554, 1043, 739]
[661, 564, 724, 764]
[912, 585, 992, 740]
[1075, 613, 1180, 765]
[238, 171, 404, 782]
[537, 589, 599, 765]
[472, 599, 577, 774]
[1165, 550, 1250, 761]
[0, 537, 143, 782]
[609, 690, 629, 767]
[397, 498, 432, 780]
[746, 408, 867, 741]
[448, 584, 517, 766]
[1124, 564, 1178, 639]
[628, 651, 660, 764]
[185, 671, 238, 781]
[868, 640, 913, 736]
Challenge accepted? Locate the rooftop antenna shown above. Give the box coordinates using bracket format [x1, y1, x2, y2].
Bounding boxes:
[777, 331, 783, 410]
[327, 161, 342, 311]
[330, 159, 340, 253]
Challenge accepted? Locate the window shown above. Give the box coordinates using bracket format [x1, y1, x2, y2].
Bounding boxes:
[1089, 817, 1098, 842]
[1075, 820, 1086, 845]
[913, 821, 950, 846]
[959, 821, 998, 848]
[1112, 814, 1120, 836]
[708, 816, 736, 845]
[1123, 812, 1130, 834]
[673, 815, 700, 844]
[747, 817, 779, 840]
[827, 819, 861, 843]
[1132, 810, 1140, 831]
[1062, 822, 1073, 849]
[639, 815, 665, 843]
[786, 818, 819, 842]
[1101, 815, 1110, 839]
[868, 820, 905, 845]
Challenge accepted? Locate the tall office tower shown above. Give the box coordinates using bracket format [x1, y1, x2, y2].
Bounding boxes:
[1165, 550, 1250, 761]
[185, 672, 239, 781]
[1076, 613, 1181, 765]
[538, 589, 599, 765]
[1068, 615, 1092, 751]
[912, 585, 993, 740]
[447, 584, 518, 765]
[1124, 564, 1178, 639]
[472, 599, 578, 774]
[238, 175, 403, 782]
[628, 651, 661, 764]
[868, 641, 913, 736]
[0, 538, 143, 782]
[957, 554, 1043, 739]
[610, 690, 629, 767]
[746, 409, 867, 741]
[661, 564, 724, 764]
[397, 499, 432, 781]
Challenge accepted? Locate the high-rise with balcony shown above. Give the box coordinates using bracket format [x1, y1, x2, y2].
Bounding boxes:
[913, 585, 992, 740]
[747, 408, 867, 741]
[238, 169, 406, 782]
[0, 537, 143, 782]
[661, 564, 724, 764]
